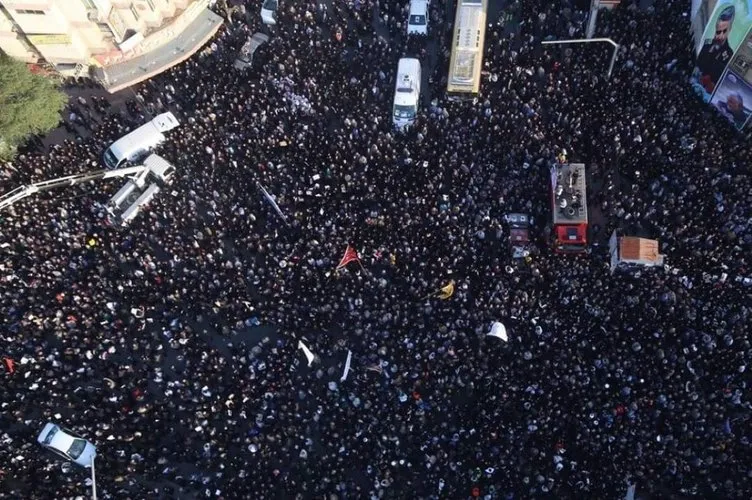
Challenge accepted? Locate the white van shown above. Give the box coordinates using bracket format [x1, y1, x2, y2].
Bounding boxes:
[392, 58, 422, 129]
[102, 112, 179, 169]
[407, 0, 428, 35]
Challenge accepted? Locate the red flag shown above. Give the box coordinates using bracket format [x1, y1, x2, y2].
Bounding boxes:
[3, 357, 15, 374]
[336, 245, 360, 269]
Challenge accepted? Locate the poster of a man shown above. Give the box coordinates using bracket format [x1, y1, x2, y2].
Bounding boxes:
[697, 5, 736, 93]
[691, 0, 752, 102]
[710, 70, 752, 129]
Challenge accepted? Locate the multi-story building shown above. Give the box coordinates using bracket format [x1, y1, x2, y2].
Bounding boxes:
[0, 0, 222, 92]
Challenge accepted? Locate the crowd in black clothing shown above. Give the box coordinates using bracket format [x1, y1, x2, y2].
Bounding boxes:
[1, 0, 751, 498]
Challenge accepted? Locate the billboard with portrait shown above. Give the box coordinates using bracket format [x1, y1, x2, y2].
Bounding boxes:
[709, 70, 752, 129]
[692, 0, 719, 55]
[691, 0, 752, 102]
[727, 25, 752, 84]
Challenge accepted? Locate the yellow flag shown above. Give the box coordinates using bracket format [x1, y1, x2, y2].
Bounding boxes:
[437, 280, 455, 300]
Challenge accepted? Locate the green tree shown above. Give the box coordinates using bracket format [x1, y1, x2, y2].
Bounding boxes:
[0, 54, 67, 161]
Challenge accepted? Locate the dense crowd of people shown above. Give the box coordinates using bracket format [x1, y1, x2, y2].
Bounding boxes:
[1, 0, 750, 498]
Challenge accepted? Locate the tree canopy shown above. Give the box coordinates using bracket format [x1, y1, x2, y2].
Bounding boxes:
[0, 54, 67, 161]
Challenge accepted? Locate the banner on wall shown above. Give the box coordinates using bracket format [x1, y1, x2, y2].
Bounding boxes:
[727, 24, 752, 84]
[691, 0, 752, 102]
[26, 33, 71, 45]
[709, 69, 752, 129]
[692, 0, 719, 54]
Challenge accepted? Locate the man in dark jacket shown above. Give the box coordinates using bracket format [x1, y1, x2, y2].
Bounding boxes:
[696, 5, 736, 93]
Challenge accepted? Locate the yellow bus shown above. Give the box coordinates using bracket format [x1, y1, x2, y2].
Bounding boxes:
[446, 0, 488, 100]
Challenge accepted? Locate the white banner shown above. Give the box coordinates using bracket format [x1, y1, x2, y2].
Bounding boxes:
[340, 350, 352, 381]
[257, 182, 288, 224]
[298, 340, 315, 366]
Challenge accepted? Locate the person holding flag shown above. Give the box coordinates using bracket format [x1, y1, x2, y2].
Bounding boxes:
[336, 245, 363, 270]
[437, 280, 455, 299]
[421, 280, 455, 300]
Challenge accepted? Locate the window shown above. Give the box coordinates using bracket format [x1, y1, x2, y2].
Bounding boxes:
[15, 9, 45, 15]
[409, 15, 426, 26]
[130, 5, 140, 21]
[67, 439, 87, 459]
[97, 23, 115, 40]
[146, 0, 155, 11]
[43, 427, 58, 445]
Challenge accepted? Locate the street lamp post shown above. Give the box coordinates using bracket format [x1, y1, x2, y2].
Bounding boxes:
[541, 38, 620, 79]
[91, 455, 97, 500]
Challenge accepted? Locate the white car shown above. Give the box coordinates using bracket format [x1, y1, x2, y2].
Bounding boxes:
[261, 0, 278, 25]
[37, 423, 97, 468]
[407, 0, 428, 35]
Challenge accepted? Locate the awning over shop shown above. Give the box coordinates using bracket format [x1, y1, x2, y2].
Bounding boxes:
[94, 8, 223, 93]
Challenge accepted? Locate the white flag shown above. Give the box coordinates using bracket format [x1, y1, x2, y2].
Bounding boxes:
[298, 340, 315, 366]
[257, 182, 288, 224]
[340, 350, 352, 381]
[486, 322, 508, 342]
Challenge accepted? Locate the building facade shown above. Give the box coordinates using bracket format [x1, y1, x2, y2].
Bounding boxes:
[0, 0, 222, 91]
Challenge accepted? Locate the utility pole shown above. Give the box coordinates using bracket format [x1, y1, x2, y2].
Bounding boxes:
[91, 455, 97, 500]
[541, 38, 620, 79]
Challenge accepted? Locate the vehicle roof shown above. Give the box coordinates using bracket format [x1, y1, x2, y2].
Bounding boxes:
[251, 32, 270, 45]
[38, 423, 74, 452]
[108, 122, 167, 159]
[510, 228, 529, 242]
[394, 59, 420, 106]
[142, 153, 175, 180]
[410, 0, 428, 13]
[151, 112, 180, 133]
[552, 163, 588, 225]
[397, 58, 421, 74]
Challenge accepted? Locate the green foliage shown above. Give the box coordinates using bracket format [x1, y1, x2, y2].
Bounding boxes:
[0, 54, 67, 161]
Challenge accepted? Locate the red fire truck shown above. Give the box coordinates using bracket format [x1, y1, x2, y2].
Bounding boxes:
[550, 162, 588, 254]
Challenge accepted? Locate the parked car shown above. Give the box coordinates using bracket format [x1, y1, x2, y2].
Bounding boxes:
[261, 0, 278, 25]
[407, 0, 429, 35]
[234, 33, 270, 70]
[37, 422, 97, 468]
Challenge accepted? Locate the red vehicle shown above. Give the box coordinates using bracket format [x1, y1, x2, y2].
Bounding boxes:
[550, 163, 588, 254]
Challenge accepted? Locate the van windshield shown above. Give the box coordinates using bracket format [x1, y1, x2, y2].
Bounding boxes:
[409, 15, 426, 25]
[103, 149, 119, 169]
[394, 105, 416, 119]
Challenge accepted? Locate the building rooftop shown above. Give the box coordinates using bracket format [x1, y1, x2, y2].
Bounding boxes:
[551, 163, 588, 225]
[94, 7, 223, 93]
